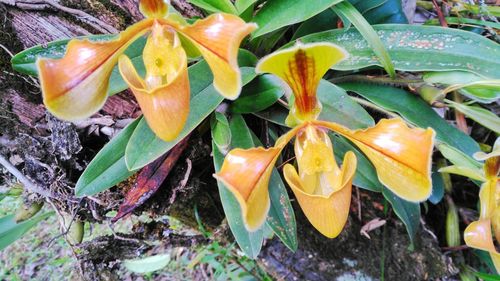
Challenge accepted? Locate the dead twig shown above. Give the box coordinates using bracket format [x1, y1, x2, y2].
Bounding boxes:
[169, 158, 193, 204]
[0, 153, 58, 199]
[440, 245, 469, 251]
[0, 0, 118, 34]
[432, 0, 448, 27]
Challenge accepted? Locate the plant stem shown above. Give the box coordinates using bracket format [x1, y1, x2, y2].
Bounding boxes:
[329, 75, 422, 86]
[350, 97, 399, 118]
[0, 154, 58, 199]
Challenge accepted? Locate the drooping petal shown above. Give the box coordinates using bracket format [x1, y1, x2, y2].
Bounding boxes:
[214, 124, 304, 231]
[139, 0, 168, 18]
[214, 147, 280, 231]
[119, 57, 189, 141]
[314, 118, 435, 202]
[118, 24, 189, 141]
[464, 219, 498, 254]
[256, 42, 348, 124]
[175, 14, 257, 100]
[284, 151, 357, 238]
[38, 20, 152, 121]
[464, 218, 500, 274]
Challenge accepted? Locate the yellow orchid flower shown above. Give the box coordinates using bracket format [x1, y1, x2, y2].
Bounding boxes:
[37, 0, 256, 141]
[464, 142, 500, 272]
[215, 43, 435, 237]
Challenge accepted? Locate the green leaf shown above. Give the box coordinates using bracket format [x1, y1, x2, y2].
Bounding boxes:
[473, 249, 499, 275]
[382, 188, 420, 245]
[237, 49, 259, 67]
[235, 0, 257, 14]
[424, 71, 500, 103]
[445, 101, 500, 134]
[437, 143, 482, 170]
[472, 271, 500, 281]
[293, 24, 500, 78]
[438, 165, 485, 182]
[429, 171, 445, 204]
[332, 1, 395, 78]
[212, 115, 263, 258]
[425, 16, 500, 30]
[75, 117, 142, 197]
[331, 135, 383, 192]
[339, 82, 480, 157]
[125, 65, 257, 170]
[0, 212, 54, 250]
[357, 0, 407, 24]
[188, 0, 237, 14]
[123, 254, 171, 274]
[252, 0, 344, 38]
[230, 74, 284, 114]
[265, 169, 298, 252]
[293, 0, 407, 40]
[318, 80, 374, 129]
[211, 112, 232, 155]
[254, 104, 289, 127]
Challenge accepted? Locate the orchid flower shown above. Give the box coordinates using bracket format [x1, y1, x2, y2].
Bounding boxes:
[464, 140, 500, 272]
[37, 0, 256, 141]
[215, 43, 435, 237]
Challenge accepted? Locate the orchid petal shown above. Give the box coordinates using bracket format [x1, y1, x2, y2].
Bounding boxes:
[464, 219, 499, 268]
[485, 156, 500, 180]
[256, 43, 348, 123]
[118, 57, 189, 141]
[214, 147, 280, 231]
[284, 151, 356, 238]
[479, 179, 499, 219]
[118, 24, 189, 141]
[139, 0, 168, 18]
[177, 14, 257, 100]
[314, 118, 435, 202]
[294, 125, 342, 195]
[214, 125, 303, 231]
[493, 208, 500, 246]
[37, 20, 152, 121]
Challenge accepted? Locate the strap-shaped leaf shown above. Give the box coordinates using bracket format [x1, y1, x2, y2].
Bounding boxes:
[332, 1, 395, 78]
[252, 0, 343, 38]
[188, 0, 237, 14]
[0, 212, 54, 250]
[293, 24, 500, 78]
[382, 188, 420, 246]
[76, 117, 142, 197]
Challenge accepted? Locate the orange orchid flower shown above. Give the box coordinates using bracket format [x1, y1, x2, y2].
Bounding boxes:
[37, 0, 256, 141]
[215, 43, 435, 237]
[464, 141, 500, 272]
